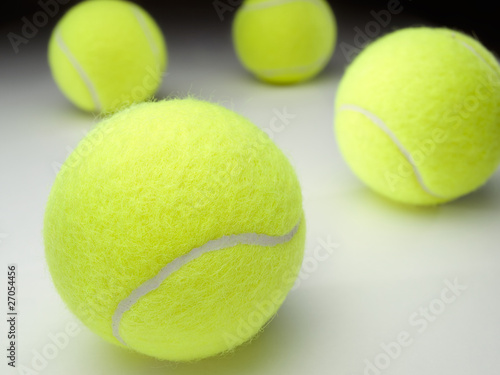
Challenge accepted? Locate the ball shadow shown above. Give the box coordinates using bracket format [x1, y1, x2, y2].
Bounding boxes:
[82, 295, 313, 375]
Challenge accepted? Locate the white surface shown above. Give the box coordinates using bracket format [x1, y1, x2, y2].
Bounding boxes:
[1, 11, 500, 375]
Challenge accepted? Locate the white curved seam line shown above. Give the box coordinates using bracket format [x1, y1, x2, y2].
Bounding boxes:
[451, 33, 499, 79]
[340, 104, 443, 198]
[242, 0, 325, 11]
[130, 5, 159, 61]
[55, 30, 101, 112]
[111, 219, 301, 345]
[258, 55, 329, 78]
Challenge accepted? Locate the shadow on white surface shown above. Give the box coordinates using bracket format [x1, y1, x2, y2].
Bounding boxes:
[76, 291, 326, 375]
[340, 171, 500, 217]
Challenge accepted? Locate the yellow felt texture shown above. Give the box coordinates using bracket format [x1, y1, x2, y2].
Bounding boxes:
[48, 0, 167, 113]
[232, 0, 336, 84]
[44, 98, 305, 361]
[335, 27, 500, 206]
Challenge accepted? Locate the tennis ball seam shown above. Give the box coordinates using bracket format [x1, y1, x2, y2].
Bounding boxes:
[111, 219, 302, 346]
[52, 1, 163, 113]
[255, 55, 330, 79]
[450, 33, 500, 78]
[55, 28, 102, 112]
[339, 104, 444, 198]
[241, 0, 326, 12]
[339, 32, 498, 201]
[129, 3, 162, 70]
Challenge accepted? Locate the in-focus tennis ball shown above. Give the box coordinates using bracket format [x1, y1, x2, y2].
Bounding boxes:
[232, 0, 336, 84]
[48, 0, 167, 113]
[44, 98, 305, 361]
[335, 27, 500, 205]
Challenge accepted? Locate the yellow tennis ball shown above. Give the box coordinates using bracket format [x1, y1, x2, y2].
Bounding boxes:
[232, 0, 337, 84]
[44, 98, 305, 361]
[48, 0, 167, 113]
[335, 27, 500, 205]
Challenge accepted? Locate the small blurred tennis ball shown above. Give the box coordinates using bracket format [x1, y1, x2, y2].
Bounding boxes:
[335, 27, 500, 205]
[48, 0, 167, 113]
[232, 0, 337, 84]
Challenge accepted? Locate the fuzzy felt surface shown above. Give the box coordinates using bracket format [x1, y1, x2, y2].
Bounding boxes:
[44, 98, 305, 361]
[232, 0, 336, 84]
[335, 27, 500, 205]
[48, 0, 167, 113]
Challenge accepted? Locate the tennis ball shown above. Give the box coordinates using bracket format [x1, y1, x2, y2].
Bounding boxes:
[48, 0, 167, 113]
[335, 27, 500, 205]
[232, 0, 336, 84]
[44, 98, 305, 361]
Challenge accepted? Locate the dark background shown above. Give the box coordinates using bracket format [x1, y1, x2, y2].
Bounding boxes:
[1, 0, 499, 55]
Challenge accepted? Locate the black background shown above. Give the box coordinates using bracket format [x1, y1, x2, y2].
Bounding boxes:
[1, 0, 499, 55]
